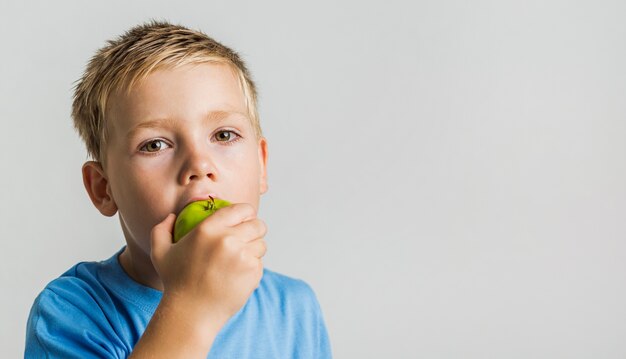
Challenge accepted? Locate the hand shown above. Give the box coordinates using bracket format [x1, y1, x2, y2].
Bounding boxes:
[149, 203, 268, 323]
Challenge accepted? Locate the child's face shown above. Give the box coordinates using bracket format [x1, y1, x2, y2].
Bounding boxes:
[101, 62, 267, 254]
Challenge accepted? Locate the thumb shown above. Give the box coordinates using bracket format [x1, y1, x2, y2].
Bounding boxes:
[150, 213, 176, 264]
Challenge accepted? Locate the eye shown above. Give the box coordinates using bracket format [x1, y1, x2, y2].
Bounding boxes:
[139, 139, 170, 153]
[214, 130, 241, 143]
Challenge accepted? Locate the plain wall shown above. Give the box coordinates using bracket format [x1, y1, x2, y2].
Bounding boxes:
[1, 0, 625, 357]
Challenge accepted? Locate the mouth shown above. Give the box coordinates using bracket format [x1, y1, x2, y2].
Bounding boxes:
[179, 194, 218, 213]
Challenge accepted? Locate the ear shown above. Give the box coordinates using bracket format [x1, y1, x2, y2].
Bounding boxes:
[257, 137, 269, 194]
[82, 161, 118, 217]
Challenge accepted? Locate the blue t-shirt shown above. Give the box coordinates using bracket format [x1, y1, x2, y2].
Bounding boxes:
[25, 247, 332, 358]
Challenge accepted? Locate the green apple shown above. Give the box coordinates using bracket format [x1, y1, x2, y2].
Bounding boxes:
[173, 197, 231, 243]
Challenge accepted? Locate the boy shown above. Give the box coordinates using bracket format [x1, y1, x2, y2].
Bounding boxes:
[25, 20, 332, 358]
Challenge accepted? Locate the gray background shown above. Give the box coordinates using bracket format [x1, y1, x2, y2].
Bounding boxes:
[1, 0, 625, 357]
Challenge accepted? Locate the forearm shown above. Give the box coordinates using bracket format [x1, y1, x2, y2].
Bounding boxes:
[129, 294, 229, 359]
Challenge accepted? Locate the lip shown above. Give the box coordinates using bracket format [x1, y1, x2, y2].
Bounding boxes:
[188, 194, 218, 205]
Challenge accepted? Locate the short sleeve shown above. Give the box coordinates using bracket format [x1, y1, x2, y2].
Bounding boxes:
[310, 286, 333, 359]
[291, 279, 333, 359]
[25, 288, 127, 359]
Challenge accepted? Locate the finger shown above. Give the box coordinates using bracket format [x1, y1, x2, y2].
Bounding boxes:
[230, 218, 267, 243]
[246, 238, 267, 259]
[150, 213, 176, 263]
[210, 203, 257, 227]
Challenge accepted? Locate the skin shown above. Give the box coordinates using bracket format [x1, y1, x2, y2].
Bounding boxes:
[81, 62, 269, 357]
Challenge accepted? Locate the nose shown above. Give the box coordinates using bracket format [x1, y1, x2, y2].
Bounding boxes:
[179, 147, 217, 185]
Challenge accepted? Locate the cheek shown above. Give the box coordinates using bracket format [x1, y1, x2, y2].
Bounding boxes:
[112, 162, 176, 241]
[219, 146, 259, 176]
[125, 169, 174, 217]
[218, 153, 261, 202]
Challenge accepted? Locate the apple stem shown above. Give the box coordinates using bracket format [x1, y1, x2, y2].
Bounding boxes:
[204, 196, 215, 211]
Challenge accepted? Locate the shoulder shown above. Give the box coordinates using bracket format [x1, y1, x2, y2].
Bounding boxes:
[43, 260, 105, 298]
[30, 259, 117, 319]
[26, 258, 129, 358]
[251, 269, 333, 358]
[30, 260, 105, 313]
[260, 268, 318, 298]
[27, 259, 112, 333]
[257, 268, 323, 314]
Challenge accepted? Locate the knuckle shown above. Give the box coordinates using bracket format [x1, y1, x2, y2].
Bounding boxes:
[240, 251, 250, 264]
[215, 234, 234, 251]
[257, 220, 267, 236]
[222, 235, 240, 254]
[222, 234, 237, 248]
[195, 224, 207, 237]
[237, 203, 256, 219]
[150, 226, 160, 239]
[247, 258, 261, 276]
[196, 221, 220, 239]
[242, 251, 256, 265]
[196, 220, 212, 235]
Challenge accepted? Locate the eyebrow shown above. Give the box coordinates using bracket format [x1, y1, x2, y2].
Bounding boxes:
[126, 110, 247, 140]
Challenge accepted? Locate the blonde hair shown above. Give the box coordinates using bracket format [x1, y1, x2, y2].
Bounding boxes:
[71, 20, 261, 165]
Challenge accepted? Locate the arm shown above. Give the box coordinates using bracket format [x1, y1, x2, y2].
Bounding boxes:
[128, 294, 228, 358]
[129, 204, 267, 358]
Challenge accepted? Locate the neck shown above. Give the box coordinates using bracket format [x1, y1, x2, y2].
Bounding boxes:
[119, 237, 164, 292]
